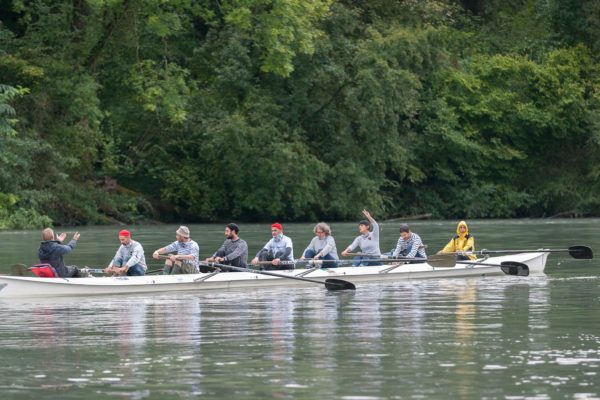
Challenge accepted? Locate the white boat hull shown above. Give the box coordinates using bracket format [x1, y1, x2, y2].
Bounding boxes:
[0, 252, 548, 298]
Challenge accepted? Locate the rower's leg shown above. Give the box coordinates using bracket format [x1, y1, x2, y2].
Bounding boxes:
[180, 261, 198, 274]
[259, 251, 275, 270]
[321, 253, 337, 268]
[126, 264, 145, 276]
[163, 259, 174, 275]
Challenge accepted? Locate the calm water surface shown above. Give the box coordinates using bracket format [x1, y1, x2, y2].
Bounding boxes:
[1, 219, 599, 399]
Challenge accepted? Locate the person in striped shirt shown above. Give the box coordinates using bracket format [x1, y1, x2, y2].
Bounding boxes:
[152, 226, 200, 274]
[393, 224, 427, 260]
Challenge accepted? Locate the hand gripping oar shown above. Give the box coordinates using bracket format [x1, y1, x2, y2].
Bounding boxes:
[200, 262, 356, 291]
[426, 257, 530, 276]
[474, 245, 593, 260]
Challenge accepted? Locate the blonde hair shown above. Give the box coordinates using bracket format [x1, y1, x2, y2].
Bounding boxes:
[42, 228, 54, 241]
[314, 222, 331, 235]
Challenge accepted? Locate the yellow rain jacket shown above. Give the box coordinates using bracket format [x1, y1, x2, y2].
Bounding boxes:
[441, 221, 476, 260]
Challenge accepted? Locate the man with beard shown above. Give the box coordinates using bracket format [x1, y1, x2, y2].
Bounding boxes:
[103, 229, 147, 276]
[205, 223, 248, 269]
[152, 226, 200, 274]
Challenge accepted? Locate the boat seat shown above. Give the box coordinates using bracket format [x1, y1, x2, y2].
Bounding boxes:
[30, 264, 59, 278]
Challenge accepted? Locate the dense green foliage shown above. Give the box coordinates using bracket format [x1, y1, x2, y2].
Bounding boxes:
[1, 0, 599, 227]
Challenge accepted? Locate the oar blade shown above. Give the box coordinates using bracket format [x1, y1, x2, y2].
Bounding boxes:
[427, 254, 457, 268]
[325, 278, 356, 291]
[11, 264, 27, 276]
[569, 245, 593, 259]
[500, 262, 529, 277]
[199, 264, 216, 273]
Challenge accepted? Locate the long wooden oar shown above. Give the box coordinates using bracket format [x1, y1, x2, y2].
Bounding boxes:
[200, 262, 356, 291]
[470, 245, 593, 260]
[427, 257, 530, 276]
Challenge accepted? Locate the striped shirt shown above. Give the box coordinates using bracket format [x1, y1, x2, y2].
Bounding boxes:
[393, 232, 427, 258]
[165, 239, 200, 268]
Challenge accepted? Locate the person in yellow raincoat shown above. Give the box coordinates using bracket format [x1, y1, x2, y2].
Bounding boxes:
[437, 221, 476, 260]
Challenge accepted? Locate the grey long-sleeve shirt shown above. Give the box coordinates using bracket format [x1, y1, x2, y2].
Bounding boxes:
[213, 238, 249, 267]
[348, 220, 381, 256]
[303, 236, 339, 259]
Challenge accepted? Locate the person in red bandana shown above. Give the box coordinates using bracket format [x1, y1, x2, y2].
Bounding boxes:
[251, 222, 295, 270]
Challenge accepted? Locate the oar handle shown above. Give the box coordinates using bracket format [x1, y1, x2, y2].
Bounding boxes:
[252, 260, 297, 265]
[157, 254, 176, 259]
[82, 267, 106, 274]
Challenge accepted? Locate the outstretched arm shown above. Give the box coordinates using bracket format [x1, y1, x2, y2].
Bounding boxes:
[362, 209, 375, 224]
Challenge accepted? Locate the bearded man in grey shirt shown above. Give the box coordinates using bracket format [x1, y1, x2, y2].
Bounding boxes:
[205, 223, 248, 270]
[341, 209, 381, 266]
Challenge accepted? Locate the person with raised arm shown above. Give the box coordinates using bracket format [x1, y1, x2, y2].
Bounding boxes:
[341, 210, 381, 266]
[38, 228, 86, 277]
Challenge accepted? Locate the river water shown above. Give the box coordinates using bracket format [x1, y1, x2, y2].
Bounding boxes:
[0, 219, 599, 399]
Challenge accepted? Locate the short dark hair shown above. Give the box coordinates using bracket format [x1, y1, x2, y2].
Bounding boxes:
[226, 223, 239, 234]
[400, 224, 410, 233]
[359, 220, 373, 232]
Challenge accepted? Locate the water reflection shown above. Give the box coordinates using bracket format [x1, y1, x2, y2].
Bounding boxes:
[0, 272, 599, 399]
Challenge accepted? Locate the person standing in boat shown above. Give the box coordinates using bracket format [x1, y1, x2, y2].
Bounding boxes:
[38, 228, 86, 277]
[205, 223, 248, 270]
[437, 220, 476, 260]
[300, 222, 339, 268]
[341, 209, 381, 266]
[103, 230, 147, 276]
[392, 224, 427, 260]
[152, 226, 200, 274]
[251, 222, 294, 270]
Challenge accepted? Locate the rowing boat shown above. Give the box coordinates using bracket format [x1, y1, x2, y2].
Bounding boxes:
[0, 252, 548, 298]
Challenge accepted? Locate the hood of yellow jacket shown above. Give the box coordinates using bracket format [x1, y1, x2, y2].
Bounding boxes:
[456, 220, 469, 237]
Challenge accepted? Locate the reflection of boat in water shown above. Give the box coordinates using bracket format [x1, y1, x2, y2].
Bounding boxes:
[0, 252, 548, 298]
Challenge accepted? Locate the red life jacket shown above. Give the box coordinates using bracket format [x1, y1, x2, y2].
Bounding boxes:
[30, 263, 59, 278]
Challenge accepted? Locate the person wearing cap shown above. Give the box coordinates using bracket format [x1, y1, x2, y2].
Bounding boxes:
[300, 222, 339, 268]
[152, 226, 200, 274]
[437, 220, 476, 260]
[250, 222, 294, 270]
[205, 223, 248, 269]
[38, 228, 86, 277]
[103, 230, 147, 276]
[341, 209, 381, 266]
[392, 224, 427, 260]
